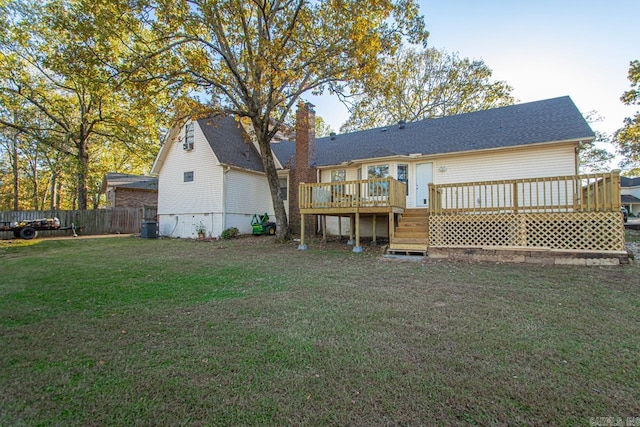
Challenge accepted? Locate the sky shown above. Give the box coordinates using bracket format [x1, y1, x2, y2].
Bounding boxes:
[308, 0, 639, 166]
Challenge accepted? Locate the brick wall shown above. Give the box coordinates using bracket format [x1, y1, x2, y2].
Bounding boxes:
[114, 189, 158, 209]
[289, 102, 317, 236]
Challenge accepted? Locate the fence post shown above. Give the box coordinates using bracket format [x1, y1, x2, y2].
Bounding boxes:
[612, 170, 621, 210]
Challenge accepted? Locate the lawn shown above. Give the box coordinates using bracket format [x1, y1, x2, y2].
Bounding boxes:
[1, 236, 639, 426]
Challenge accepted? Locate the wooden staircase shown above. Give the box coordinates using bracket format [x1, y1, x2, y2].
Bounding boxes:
[388, 208, 430, 255]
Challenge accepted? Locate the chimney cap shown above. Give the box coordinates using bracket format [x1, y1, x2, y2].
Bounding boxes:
[399, 120, 406, 129]
[330, 132, 337, 140]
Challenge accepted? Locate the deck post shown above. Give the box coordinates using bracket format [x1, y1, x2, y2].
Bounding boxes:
[347, 214, 355, 245]
[388, 213, 394, 241]
[322, 215, 326, 242]
[338, 215, 342, 239]
[371, 214, 377, 246]
[298, 213, 307, 250]
[353, 212, 363, 253]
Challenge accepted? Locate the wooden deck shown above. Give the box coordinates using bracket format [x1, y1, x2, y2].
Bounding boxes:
[297, 171, 625, 254]
[428, 171, 625, 252]
[298, 178, 406, 215]
[298, 178, 406, 250]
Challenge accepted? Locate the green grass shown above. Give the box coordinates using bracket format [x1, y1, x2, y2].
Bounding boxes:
[1, 236, 639, 425]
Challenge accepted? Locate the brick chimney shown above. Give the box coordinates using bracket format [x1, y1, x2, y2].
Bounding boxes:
[289, 102, 317, 236]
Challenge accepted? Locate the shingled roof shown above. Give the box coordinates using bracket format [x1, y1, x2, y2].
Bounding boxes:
[101, 173, 157, 193]
[271, 96, 594, 168]
[621, 176, 640, 187]
[197, 115, 264, 173]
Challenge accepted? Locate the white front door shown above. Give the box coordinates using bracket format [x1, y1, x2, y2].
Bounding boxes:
[416, 163, 433, 207]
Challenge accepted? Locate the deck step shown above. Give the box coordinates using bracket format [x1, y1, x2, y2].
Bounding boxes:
[387, 208, 430, 256]
[394, 232, 428, 239]
[388, 242, 428, 255]
[402, 209, 429, 218]
[396, 225, 428, 232]
[400, 217, 429, 223]
[391, 237, 429, 245]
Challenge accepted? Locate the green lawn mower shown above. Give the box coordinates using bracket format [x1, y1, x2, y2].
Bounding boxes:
[251, 213, 276, 235]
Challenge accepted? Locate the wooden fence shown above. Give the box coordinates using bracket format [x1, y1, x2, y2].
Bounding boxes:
[0, 207, 157, 238]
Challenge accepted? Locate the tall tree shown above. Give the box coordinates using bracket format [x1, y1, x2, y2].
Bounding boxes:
[340, 48, 515, 132]
[578, 111, 614, 173]
[615, 59, 640, 175]
[131, 0, 428, 240]
[0, 0, 178, 209]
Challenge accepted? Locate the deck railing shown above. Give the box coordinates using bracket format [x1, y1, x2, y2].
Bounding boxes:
[427, 171, 624, 251]
[429, 171, 621, 215]
[299, 178, 407, 210]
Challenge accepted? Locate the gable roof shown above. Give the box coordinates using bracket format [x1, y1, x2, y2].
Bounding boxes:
[197, 116, 264, 173]
[621, 176, 640, 187]
[271, 96, 594, 168]
[101, 173, 158, 193]
[151, 115, 265, 175]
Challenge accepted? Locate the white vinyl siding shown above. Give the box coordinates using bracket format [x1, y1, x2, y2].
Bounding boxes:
[157, 121, 225, 238]
[157, 121, 223, 217]
[225, 169, 275, 218]
[432, 144, 576, 184]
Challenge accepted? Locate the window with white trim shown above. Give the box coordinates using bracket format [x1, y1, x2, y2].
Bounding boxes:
[183, 122, 194, 150]
[184, 171, 194, 182]
[367, 164, 389, 195]
[397, 164, 408, 195]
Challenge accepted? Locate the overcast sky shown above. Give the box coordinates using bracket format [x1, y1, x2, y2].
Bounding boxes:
[308, 0, 639, 166]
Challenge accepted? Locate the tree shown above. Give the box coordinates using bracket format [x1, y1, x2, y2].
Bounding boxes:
[315, 116, 334, 138]
[615, 60, 640, 175]
[578, 111, 614, 173]
[0, 0, 178, 209]
[133, 0, 428, 240]
[340, 48, 515, 132]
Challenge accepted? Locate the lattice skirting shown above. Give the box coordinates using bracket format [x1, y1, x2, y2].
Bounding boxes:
[429, 212, 625, 251]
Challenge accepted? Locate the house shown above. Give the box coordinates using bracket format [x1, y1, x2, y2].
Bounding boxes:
[271, 96, 595, 244]
[621, 176, 640, 216]
[151, 115, 290, 238]
[101, 173, 158, 209]
[153, 97, 627, 257]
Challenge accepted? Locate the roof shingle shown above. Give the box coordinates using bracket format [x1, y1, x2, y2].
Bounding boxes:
[271, 96, 594, 168]
[197, 116, 264, 172]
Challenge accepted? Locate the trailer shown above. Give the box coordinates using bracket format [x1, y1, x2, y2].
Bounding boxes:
[1, 217, 77, 240]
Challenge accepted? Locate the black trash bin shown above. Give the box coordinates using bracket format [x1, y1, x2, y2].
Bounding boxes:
[141, 221, 157, 238]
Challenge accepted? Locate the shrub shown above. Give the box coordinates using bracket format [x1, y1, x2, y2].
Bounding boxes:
[220, 227, 239, 240]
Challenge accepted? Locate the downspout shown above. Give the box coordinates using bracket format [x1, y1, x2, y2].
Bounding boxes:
[222, 165, 231, 232]
[316, 168, 321, 233]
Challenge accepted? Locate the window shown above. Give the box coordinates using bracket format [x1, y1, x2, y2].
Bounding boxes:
[184, 171, 194, 182]
[331, 169, 346, 182]
[331, 169, 346, 197]
[397, 164, 409, 195]
[279, 177, 288, 201]
[183, 122, 194, 150]
[367, 164, 389, 195]
[367, 164, 389, 179]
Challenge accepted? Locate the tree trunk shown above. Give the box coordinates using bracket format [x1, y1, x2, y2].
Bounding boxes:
[55, 179, 62, 210]
[30, 156, 38, 210]
[255, 126, 290, 241]
[76, 140, 89, 210]
[11, 131, 19, 211]
[49, 171, 57, 211]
